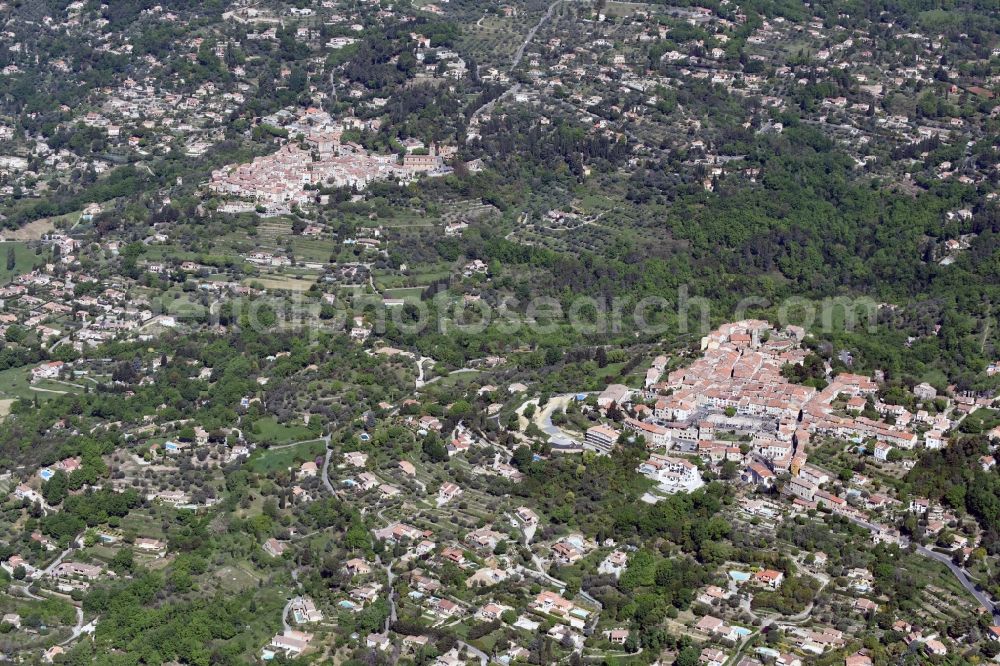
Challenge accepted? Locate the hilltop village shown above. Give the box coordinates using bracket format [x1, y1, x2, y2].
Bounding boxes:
[0, 0, 996, 664]
[2, 313, 1000, 664]
[209, 109, 453, 216]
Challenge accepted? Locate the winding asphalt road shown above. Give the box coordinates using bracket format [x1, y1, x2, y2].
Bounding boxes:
[374, 553, 398, 633]
[457, 640, 489, 666]
[58, 608, 93, 646]
[916, 544, 999, 620]
[469, 0, 580, 125]
[415, 356, 434, 388]
[12, 536, 92, 647]
[42, 542, 77, 576]
[520, 392, 601, 448]
[847, 515, 1000, 621]
[511, 0, 575, 70]
[282, 597, 294, 632]
[319, 434, 335, 495]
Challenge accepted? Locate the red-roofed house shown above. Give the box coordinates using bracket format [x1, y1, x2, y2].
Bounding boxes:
[754, 569, 784, 589]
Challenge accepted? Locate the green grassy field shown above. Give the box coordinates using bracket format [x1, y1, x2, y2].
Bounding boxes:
[213, 562, 264, 593]
[382, 287, 426, 301]
[119, 510, 167, 539]
[247, 439, 326, 473]
[0, 363, 87, 409]
[0, 366, 44, 402]
[0, 241, 42, 284]
[376, 266, 451, 289]
[251, 416, 317, 444]
[0, 366, 32, 398]
[32, 378, 84, 394]
[242, 273, 318, 292]
[428, 369, 481, 389]
[602, 1, 648, 18]
[290, 237, 336, 263]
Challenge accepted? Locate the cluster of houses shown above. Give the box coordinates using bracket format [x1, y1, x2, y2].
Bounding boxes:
[577, 321, 962, 504]
[483, 0, 999, 198]
[0, 245, 165, 354]
[209, 109, 451, 215]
